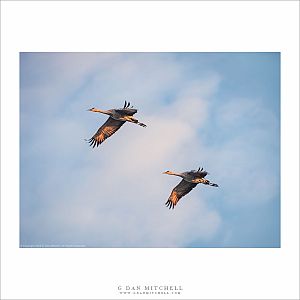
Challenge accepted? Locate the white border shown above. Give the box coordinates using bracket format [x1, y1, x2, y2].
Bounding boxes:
[1, 1, 299, 299]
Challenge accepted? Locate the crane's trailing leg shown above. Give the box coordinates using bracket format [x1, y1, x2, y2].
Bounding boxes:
[125, 116, 147, 127]
[136, 121, 147, 127]
[200, 178, 218, 187]
[133, 119, 147, 127]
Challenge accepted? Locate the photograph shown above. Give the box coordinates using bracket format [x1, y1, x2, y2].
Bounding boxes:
[2, 1, 299, 299]
[20, 52, 280, 248]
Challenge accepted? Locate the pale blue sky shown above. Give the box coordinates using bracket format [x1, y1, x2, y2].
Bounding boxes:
[20, 52, 280, 247]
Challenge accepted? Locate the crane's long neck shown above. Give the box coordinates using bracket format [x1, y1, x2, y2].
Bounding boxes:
[92, 109, 112, 115]
[168, 171, 183, 178]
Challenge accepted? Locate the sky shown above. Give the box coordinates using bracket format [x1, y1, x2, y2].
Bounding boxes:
[20, 52, 280, 248]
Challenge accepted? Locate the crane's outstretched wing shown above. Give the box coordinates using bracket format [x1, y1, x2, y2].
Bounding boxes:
[115, 101, 137, 115]
[165, 179, 197, 209]
[87, 117, 125, 148]
[188, 167, 208, 178]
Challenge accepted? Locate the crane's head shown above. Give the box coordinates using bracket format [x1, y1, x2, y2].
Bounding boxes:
[163, 170, 172, 175]
[88, 107, 98, 112]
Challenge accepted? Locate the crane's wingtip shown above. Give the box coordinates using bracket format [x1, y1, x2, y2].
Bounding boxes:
[165, 200, 175, 209]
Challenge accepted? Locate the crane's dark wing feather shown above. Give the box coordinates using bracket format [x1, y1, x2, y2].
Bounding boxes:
[87, 117, 125, 147]
[187, 170, 208, 178]
[115, 108, 137, 116]
[165, 179, 197, 209]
